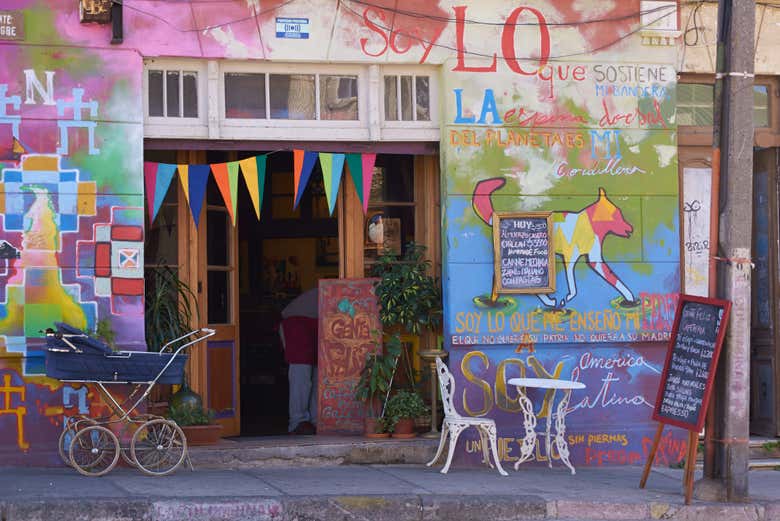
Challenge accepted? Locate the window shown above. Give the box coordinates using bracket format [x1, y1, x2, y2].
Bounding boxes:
[384, 74, 430, 122]
[677, 83, 771, 127]
[224, 71, 359, 121]
[147, 69, 198, 118]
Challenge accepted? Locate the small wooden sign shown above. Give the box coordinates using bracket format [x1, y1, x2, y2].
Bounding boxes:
[0, 11, 24, 41]
[640, 294, 731, 505]
[317, 278, 381, 435]
[492, 212, 555, 299]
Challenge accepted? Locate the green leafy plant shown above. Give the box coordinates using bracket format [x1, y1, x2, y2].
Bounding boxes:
[145, 265, 199, 352]
[371, 243, 442, 336]
[355, 332, 402, 422]
[92, 318, 117, 350]
[763, 440, 780, 452]
[167, 403, 215, 426]
[385, 390, 429, 432]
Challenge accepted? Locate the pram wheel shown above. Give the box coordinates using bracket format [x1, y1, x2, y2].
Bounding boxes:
[68, 425, 120, 477]
[58, 417, 97, 467]
[130, 419, 187, 476]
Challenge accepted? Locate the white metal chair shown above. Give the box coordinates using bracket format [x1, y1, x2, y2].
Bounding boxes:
[426, 357, 508, 476]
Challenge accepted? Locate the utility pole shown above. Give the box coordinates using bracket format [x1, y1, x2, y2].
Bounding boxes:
[705, 0, 754, 502]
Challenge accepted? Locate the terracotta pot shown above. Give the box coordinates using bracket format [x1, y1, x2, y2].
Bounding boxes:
[391, 418, 417, 439]
[363, 417, 389, 438]
[181, 423, 223, 446]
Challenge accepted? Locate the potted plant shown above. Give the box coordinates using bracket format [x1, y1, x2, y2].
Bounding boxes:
[167, 403, 223, 446]
[354, 333, 402, 437]
[385, 390, 429, 439]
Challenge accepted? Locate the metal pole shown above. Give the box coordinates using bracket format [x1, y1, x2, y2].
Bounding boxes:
[710, 0, 755, 502]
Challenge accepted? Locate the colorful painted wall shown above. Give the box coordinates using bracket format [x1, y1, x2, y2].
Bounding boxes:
[0, 0, 683, 465]
[439, 7, 684, 466]
[0, 2, 144, 464]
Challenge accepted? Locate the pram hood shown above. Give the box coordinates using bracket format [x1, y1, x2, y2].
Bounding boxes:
[47, 322, 114, 355]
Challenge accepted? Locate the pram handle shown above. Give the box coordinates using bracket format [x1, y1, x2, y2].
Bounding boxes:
[160, 328, 216, 355]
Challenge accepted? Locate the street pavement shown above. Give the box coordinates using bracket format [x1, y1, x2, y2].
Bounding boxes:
[0, 464, 778, 520]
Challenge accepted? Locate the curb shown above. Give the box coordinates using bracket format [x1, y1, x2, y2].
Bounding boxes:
[1, 496, 777, 521]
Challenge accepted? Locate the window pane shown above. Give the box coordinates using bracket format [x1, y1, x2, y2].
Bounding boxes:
[207, 270, 230, 324]
[677, 84, 713, 126]
[754, 85, 769, 127]
[384, 76, 398, 121]
[319, 75, 358, 120]
[415, 76, 430, 121]
[400, 75, 413, 121]
[225, 72, 266, 119]
[369, 155, 414, 203]
[166, 71, 180, 117]
[148, 70, 163, 117]
[182, 71, 198, 118]
[145, 201, 178, 265]
[207, 210, 230, 266]
[269, 74, 315, 119]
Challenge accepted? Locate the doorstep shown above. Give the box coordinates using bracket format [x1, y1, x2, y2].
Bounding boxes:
[187, 435, 439, 469]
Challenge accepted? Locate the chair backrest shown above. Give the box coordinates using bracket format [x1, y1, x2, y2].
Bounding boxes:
[435, 357, 461, 419]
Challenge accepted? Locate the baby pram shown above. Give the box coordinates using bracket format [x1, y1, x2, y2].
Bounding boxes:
[45, 323, 215, 477]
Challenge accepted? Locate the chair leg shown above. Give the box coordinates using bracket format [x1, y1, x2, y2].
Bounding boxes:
[483, 423, 508, 476]
[440, 424, 466, 474]
[477, 427, 493, 468]
[427, 423, 449, 467]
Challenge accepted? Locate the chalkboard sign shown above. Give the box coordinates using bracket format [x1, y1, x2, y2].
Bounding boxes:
[492, 212, 555, 296]
[317, 278, 381, 435]
[652, 295, 731, 431]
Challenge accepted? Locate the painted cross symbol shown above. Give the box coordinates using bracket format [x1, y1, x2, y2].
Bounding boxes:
[0, 84, 21, 139]
[56, 87, 100, 155]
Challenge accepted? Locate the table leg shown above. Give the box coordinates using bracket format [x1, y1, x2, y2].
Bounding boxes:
[514, 388, 537, 471]
[545, 389, 556, 469]
[554, 389, 576, 475]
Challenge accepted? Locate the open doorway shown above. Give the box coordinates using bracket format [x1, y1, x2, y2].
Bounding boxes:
[236, 151, 338, 436]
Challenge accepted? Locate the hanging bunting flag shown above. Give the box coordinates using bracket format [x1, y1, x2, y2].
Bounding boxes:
[152, 163, 177, 224]
[293, 149, 319, 209]
[345, 153, 364, 209]
[239, 155, 266, 220]
[361, 153, 377, 213]
[211, 162, 240, 225]
[187, 164, 210, 228]
[178, 164, 191, 205]
[320, 153, 345, 216]
[144, 162, 158, 224]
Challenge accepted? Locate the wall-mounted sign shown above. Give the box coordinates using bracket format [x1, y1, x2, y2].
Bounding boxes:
[275, 17, 310, 39]
[0, 11, 23, 41]
[492, 212, 555, 298]
[79, 0, 112, 23]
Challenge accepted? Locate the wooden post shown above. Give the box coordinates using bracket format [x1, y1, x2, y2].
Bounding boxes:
[684, 431, 698, 505]
[639, 423, 664, 489]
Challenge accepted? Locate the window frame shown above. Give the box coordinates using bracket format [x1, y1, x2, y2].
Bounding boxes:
[143, 59, 209, 138]
[380, 65, 439, 141]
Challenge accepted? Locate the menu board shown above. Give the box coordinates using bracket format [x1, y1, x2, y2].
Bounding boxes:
[492, 212, 555, 296]
[653, 295, 731, 431]
[317, 278, 381, 435]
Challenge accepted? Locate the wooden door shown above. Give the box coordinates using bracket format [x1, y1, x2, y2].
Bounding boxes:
[750, 147, 778, 436]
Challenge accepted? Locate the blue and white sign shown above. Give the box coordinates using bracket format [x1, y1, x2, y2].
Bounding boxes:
[275, 17, 310, 39]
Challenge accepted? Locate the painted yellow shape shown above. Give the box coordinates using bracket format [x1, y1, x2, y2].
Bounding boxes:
[0, 374, 29, 450]
[591, 198, 617, 222]
[77, 182, 97, 216]
[22, 155, 58, 171]
[554, 213, 595, 259]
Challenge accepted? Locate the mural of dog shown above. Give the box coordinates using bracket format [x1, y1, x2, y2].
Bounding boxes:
[473, 177, 638, 308]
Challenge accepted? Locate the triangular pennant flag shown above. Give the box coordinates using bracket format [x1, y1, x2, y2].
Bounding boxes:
[152, 163, 177, 223]
[345, 153, 364, 208]
[227, 161, 240, 225]
[361, 153, 377, 213]
[178, 164, 190, 205]
[293, 149, 319, 209]
[320, 153, 345, 216]
[239, 155, 266, 220]
[187, 164, 210, 228]
[143, 162, 158, 224]
[211, 162, 236, 225]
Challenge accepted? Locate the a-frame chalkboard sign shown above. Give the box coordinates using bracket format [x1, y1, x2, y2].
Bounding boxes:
[639, 294, 731, 504]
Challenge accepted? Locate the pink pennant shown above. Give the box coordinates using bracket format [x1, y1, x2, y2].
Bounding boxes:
[144, 162, 158, 224]
[361, 153, 377, 213]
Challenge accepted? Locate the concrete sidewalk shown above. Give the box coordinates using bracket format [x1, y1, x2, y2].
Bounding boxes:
[0, 464, 778, 521]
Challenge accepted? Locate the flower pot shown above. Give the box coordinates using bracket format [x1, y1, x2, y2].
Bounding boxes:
[180, 423, 223, 446]
[363, 417, 390, 438]
[391, 418, 417, 439]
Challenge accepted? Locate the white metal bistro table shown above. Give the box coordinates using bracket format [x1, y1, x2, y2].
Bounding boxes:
[507, 377, 585, 475]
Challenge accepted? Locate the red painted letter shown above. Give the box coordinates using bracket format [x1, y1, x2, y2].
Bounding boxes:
[360, 7, 389, 58]
[501, 6, 550, 75]
[452, 5, 497, 72]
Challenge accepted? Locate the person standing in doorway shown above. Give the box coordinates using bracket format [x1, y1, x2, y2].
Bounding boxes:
[279, 288, 318, 435]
